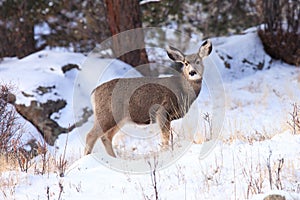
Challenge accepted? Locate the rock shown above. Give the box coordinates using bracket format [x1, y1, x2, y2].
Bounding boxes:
[6, 92, 16, 104]
[34, 85, 56, 95]
[61, 64, 80, 74]
[15, 99, 69, 145]
[14, 99, 92, 146]
[0, 85, 16, 104]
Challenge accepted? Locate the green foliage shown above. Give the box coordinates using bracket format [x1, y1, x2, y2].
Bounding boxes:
[0, 0, 298, 65]
[141, 0, 259, 37]
[0, 0, 50, 58]
[198, 0, 259, 37]
[141, 0, 184, 26]
[42, 0, 109, 52]
[0, 0, 48, 22]
[0, 0, 110, 58]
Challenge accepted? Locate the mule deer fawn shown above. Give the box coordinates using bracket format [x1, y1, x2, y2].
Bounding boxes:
[85, 40, 212, 157]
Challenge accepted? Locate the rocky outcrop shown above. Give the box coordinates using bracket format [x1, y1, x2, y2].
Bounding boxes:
[1, 62, 92, 146]
[15, 99, 69, 145]
[61, 64, 80, 74]
[14, 99, 92, 145]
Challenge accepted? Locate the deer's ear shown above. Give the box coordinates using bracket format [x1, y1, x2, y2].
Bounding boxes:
[166, 46, 185, 62]
[198, 40, 212, 58]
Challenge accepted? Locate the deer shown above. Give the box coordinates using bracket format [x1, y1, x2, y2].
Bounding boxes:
[84, 40, 212, 157]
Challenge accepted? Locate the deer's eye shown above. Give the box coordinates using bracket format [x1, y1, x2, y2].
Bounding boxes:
[189, 70, 197, 76]
[196, 60, 200, 65]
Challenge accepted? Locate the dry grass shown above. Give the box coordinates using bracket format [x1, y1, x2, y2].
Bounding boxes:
[0, 173, 18, 199]
[192, 104, 299, 198]
[0, 153, 21, 199]
[0, 153, 19, 173]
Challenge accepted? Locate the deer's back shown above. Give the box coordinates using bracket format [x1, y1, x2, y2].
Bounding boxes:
[92, 76, 197, 127]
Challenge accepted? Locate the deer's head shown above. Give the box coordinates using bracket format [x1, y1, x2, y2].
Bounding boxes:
[167, 40, 212, 82]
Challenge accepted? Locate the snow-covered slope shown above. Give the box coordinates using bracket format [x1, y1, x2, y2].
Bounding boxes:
[1, 30, 300, 199]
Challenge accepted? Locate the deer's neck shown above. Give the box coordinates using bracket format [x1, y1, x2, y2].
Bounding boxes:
[191, 78, 202, 96]
[183, 77, 202, 97]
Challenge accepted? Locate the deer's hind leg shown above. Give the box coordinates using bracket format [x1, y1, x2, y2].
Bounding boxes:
[85, 123, 102, 155]
[101, 125, 121, 158]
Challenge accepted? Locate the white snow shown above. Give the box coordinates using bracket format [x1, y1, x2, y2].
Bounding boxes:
[1, 29, 300, 199]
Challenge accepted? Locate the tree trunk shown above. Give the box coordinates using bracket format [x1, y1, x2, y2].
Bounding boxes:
[104, 0, 149, 74]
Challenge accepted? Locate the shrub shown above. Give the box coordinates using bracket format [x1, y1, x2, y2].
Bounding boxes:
[0, 85, 38, 172]
[258, 0, 300, 66]
[0, 84, 26, 173]
[0, 85, 21, 153]
[0, 87, 19, 169]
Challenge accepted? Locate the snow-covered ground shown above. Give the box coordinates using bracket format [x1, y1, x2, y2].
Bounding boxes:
[1, 29, 300, 199]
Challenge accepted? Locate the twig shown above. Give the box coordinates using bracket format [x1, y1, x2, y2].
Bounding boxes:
[46, 186, 50, 200]
[203, 112, 213, 141]
[288, 103, 300, 135]
[57, 181, 63, 200]
[267, 149, 272, 190]
[56, 133, 69, 177]
[147, 157, 159, 200]
[275, 158, 284, 190]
